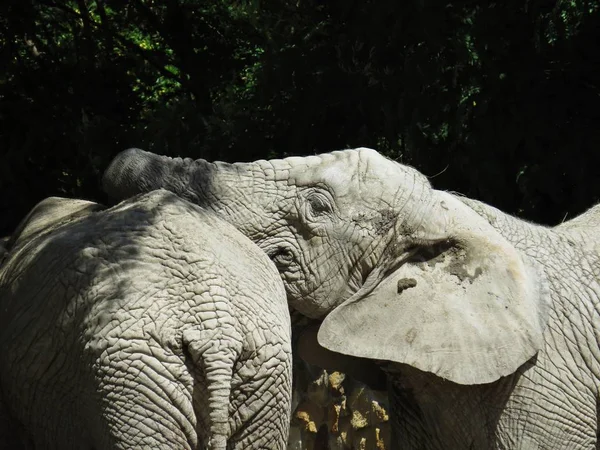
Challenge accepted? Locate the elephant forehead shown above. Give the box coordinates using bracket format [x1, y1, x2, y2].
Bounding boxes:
[288, 148, 430, 206]
[287, 149, 358, 189]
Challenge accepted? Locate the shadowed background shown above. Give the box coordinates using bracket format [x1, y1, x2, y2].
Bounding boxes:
[1, 0, 599, 234]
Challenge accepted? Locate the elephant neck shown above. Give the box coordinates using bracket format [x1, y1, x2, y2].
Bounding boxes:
[453, 195, 551, 254]
[454, 195, 600, 447]
[387, 364, 520, 450]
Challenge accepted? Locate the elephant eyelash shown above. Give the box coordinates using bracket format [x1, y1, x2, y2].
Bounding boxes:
[303, 189, 335, 218]
[308, 195, 332, 215]
[266, 246, 295, 266]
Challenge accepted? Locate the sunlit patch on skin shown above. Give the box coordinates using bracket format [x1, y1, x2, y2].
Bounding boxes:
[319, 165, 353, 193]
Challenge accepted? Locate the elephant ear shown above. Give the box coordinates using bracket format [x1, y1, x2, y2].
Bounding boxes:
[318, 192, 550, 385]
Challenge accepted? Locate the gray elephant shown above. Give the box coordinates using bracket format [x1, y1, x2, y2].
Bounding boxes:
[103, 147, 600, 449]
[0, 190, 292, 449]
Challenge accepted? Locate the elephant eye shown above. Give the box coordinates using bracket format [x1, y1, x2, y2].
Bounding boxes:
[306, 191, 333, 217]
[266, 246, 295, 268]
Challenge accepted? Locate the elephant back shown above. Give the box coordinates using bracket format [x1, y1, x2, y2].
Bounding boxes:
[4, 197, 104, 257]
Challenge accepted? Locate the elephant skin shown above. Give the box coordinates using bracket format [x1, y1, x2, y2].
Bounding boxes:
[0, 190, 292, 450]
[104, 147, 600, 449]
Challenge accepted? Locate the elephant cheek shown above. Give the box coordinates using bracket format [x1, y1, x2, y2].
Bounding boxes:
[288, 277, 356, 319]
[276, 238, 357, 317]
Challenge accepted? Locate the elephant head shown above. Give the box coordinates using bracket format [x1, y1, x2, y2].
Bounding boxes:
[103, 148, 550, 385]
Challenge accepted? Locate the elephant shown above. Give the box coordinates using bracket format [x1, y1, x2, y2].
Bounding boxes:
[2, 196, 104, 255]
[102, 147, 600, 449]
[0, 190, 292, 449]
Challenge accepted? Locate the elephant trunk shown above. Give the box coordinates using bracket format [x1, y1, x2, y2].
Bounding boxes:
[102, 148, 284, 238]
[102, 148, 262, 215]
[103, 148, 225, 203]
[182, 328, 243, 450]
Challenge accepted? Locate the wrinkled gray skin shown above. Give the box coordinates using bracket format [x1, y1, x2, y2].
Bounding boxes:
[103, 147, 600, 449]
[0, 190, 292, 450]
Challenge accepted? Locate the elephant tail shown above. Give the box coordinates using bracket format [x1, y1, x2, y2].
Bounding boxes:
[182, 327, 243, 450]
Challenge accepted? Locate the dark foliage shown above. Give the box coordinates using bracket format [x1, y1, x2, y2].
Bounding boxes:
[1, 0, 599, 234]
